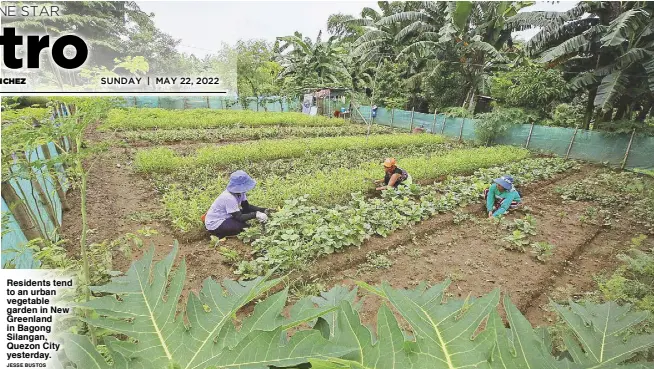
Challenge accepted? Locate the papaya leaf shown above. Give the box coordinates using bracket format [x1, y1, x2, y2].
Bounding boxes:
[552, 301, 654, 368]
[72, 245, 349, 369]
[381, 281, 500, 368]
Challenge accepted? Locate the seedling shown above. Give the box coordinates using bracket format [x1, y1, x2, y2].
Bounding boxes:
[513, 215, 537, 235]
[217, 247, 239, 264]
[503, 230, 530, 251]
[531, 242, 556, 262]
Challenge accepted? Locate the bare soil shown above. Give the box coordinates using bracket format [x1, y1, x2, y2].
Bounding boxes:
[60, 129, 652, 328]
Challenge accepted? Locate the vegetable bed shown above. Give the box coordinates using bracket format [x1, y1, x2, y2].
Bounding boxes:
[159, 146, 529, 232]
[118, 125, 394, 144]
[101, 108, 345, 131]
[134, 134, 449, 173]
[236, 157, 576, 277]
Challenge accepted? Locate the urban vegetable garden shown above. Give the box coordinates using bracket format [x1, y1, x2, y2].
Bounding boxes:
[2, 97, 653, 368]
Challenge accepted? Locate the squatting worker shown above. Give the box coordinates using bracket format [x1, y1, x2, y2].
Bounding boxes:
[203, 170, 268, 238]
[375, 157, 412, 191]
[484, 175, 522, 218]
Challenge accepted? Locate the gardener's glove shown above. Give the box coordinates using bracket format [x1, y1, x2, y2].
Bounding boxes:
[256, 211, 268, 223]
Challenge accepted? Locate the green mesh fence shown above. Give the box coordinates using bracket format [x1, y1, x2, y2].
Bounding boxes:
[353, 105, 653, 170]
[124, 96, 302, 112]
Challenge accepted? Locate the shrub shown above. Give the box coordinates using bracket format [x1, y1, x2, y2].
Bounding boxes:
[442, 106, 473, 118]
[474, 107, 536, 145]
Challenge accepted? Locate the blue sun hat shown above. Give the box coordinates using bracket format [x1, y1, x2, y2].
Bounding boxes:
[493, 175, 514, 190]
[226, 170, 256, 193]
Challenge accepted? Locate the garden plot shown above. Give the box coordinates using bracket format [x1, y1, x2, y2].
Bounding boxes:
[115, 125, 396, 146]
[59, 113, 654, 330]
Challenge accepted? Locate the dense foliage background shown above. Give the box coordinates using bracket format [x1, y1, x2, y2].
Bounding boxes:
[3, 1, 653, 130]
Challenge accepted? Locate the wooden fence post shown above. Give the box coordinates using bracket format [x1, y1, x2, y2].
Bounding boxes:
[206, 96, 210, 108]
[458, 118, 465, 141]
[621, 129, 636, 170]
[390, 109, 395, 128]
[409, 108, 415, 131]
[525, 122, 535, 148]
[1, 182, 45, 241]
[565, 127, 579, 159]
[431, 110, 437, 134]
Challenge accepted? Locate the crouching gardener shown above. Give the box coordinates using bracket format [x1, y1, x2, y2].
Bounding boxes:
[375, 157, 412, 191]
[204, 170, 268, 238]
[484, 175, 521, 218]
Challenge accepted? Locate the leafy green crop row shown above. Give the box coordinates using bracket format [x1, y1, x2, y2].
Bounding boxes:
[162, 146, 529, 232]
[100, 108, 345, 131]
[119, 125, 394, 144]
[153, 142, 464, 193]
[134, 133, 448, 173]
[236, 157, 575, 277]
[64, 246, 654, 369]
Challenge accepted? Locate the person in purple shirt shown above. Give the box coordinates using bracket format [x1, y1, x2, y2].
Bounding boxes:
[203, 170, 268, 238]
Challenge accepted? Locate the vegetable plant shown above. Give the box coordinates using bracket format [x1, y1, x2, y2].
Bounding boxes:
[531, 241, 556, 262]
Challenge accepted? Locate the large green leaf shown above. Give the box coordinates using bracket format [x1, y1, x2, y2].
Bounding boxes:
[594, 71, 629, 110]
[552, 301, 654, 368]
[451, 1, 473, 32]
[600, 9, 649, 48]
[537, 26, 604, 63]
[495, 297, 562, 369]
[69, 245, 347, 369]
[382, 280, 500, 368]
[642, 58, 654, 93]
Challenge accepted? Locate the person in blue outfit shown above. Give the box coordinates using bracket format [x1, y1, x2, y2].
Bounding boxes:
[484, 175, 522, 218]
[203, 170, 268, 238]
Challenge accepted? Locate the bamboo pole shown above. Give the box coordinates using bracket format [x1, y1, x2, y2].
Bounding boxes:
[621, 129, 636, 170]
[390, 109, 395, 128]
[565, 127, 579, 159]
[525, 122, 535, 148]
[41, 144, 69, 211]
[440, 116, 447, 134]
[431, 110, 437, 134]
[1, 182, 45, 240]
[458, 118, 465, 141]
[206, 96, 210, 108]
[410, 108, 415, 131]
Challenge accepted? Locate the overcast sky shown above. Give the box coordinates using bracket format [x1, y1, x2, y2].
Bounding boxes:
[137, 1, 578, 57]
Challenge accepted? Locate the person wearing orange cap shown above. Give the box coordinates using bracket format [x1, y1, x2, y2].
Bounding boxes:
[375, 157, 412, 191]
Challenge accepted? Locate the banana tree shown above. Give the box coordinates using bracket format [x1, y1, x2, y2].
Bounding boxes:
[506, 2, 654, 129]
[276, 31, 352, 89]
[391, 1, 532, 112]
